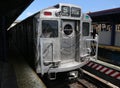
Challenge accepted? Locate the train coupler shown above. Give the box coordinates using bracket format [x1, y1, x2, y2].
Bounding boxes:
[48, 72, 56, 80]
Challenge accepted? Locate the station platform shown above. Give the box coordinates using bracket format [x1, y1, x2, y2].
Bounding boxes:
[0, 61, 18, 88]
[0, 54, 46, 88]
[99, 44, 120, 52]
[98, 44, 120, 66]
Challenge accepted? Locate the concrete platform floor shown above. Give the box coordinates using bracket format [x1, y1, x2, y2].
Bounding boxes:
[0, 54, 46, 88]
[11, 57, 46, 88]
[0, 61, 18, 88]
[10, 55, 46, 88]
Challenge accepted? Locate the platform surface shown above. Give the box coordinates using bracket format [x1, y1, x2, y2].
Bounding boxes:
[0, 61, 18, 88]
[10, 55, 46, 88]
[91, 58, 120, 71]
[99, 44, 120, 52]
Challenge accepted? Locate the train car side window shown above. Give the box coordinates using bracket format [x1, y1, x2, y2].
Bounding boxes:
[82, 22, 89, 36]
[42, 20, 58, 38]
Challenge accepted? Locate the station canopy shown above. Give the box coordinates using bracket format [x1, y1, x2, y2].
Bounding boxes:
[88, 7, 120, 24]
[0, 0, 34, 30]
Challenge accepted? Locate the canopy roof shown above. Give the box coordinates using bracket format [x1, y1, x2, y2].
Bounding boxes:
[88, 7, 120, 24]
[0, 0, 34, 30]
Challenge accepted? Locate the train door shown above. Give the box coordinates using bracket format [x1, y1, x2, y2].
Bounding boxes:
[40, 19, 60, 74]
[80, 14, 93, 58]
[80, 21, 91, 57]
[80, 15, 91, 56]
[61, 20, 80, 63]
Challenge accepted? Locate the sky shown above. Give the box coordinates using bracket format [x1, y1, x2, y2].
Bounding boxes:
[17, 0, 120, 20]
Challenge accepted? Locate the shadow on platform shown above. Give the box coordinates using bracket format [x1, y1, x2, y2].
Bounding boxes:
[0, 61, 18, 88]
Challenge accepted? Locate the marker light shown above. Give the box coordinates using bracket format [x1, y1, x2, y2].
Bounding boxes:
[85, 15, 89, 19]
[44, 12, 52, 16]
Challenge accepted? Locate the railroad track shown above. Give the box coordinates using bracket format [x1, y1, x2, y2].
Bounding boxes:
[68, 78, 97, 88]
[40, 69, 119, 88]
[76, 78, 97, 88]
[81, 69, 119, 88]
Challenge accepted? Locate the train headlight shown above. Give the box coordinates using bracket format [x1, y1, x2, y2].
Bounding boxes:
[69, 71, 78, 79]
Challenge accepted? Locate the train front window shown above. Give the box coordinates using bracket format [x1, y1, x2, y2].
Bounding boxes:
[42, 20, 58, 38]
[82, 22, 90, 36]
[64, 24, 73, 35]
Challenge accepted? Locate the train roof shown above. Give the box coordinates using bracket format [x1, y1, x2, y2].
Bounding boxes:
[10, 3, 83, 28]
[42, 3, 81, 10]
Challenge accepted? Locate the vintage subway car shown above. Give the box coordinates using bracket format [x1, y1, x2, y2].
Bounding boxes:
[8, 3, 98, 79]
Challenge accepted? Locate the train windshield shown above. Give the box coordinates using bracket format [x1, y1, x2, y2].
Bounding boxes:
[82, 22, 90, 36]
[42, 20, 58, 38]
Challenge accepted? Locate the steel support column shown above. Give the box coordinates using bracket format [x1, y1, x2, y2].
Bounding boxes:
[110, 23, 116, 46]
